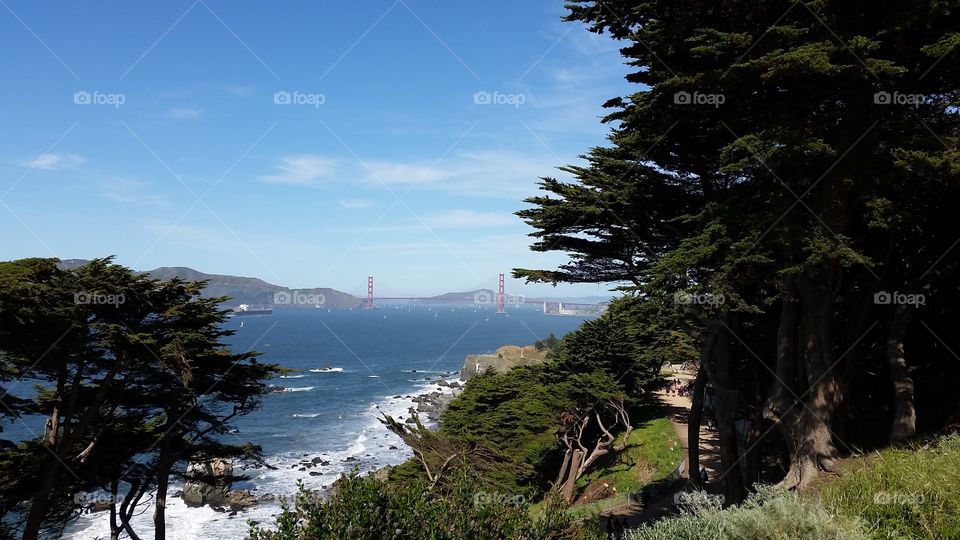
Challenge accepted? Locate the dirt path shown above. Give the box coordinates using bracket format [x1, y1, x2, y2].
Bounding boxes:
[657, 369, 720, 482]
[599, 366, 720, 529]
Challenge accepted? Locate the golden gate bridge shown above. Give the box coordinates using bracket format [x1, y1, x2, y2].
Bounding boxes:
[360, 273, 601, 315]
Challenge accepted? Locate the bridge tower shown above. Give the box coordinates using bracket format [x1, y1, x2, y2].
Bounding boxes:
[367, 276, 374, 309]
[496, 273, 506, 314]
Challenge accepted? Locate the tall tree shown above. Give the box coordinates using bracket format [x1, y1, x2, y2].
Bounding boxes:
[0, 259, 279, 539]
[518, 0, 960, 498]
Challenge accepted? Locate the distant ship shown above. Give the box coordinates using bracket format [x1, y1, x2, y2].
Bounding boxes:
[230, 303, 274, 316]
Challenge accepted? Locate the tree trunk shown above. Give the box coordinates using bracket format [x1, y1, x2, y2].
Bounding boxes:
[561, 449, 583, 502]
[554, 448, 573, 489]
[688, 366, 706, 487]
[888, 303, 915, 442]
[712, 322, 745, 504]
[154, 444, 171, 540]
[766, 276, 799, 422]
[688, 324, 718, 488]
[110, 477, 121, 540]
[780, 276, 840, 491]
[743, 360, 763, 487]
[22, 456, 59, 540]
[119, 477, 146, 540]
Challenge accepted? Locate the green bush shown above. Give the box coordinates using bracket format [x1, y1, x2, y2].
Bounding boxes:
[248, 467, 603, 540]
[818, 434, 960, 539]
[624, 486, 867, 540]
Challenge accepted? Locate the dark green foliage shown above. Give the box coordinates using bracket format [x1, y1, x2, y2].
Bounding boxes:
[555, 296, 696, 392]
[517, 0, 960, 499]
[437, 297, 670, 496]
[0, 258, 280, 538]
[534, 333, 560, 352]
[248, 467, 602, 540]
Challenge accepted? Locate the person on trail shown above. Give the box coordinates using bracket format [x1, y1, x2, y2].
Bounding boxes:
[699, 467, 708, 485]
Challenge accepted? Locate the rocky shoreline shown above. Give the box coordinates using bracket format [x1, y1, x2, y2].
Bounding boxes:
[406, 373, 463, 425]
[175, 371, 465, 514]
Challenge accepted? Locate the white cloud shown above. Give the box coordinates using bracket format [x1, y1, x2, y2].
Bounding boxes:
[226, 86, 256, 98]
[97, 176, 168, 206]
[423, 209, 518, 228]
[363, 162, 454, 185]
[338, 199, 375, 209]
[359, 150, 566, 198]
[163, 106, 203, 120]
[261, 155, 338, 185]
[17, 153, 85, 171]
[261, 149, 568, 198]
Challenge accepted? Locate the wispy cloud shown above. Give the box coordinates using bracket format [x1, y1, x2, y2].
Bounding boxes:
[338, 199, 375, 209]
[226, 86, 256, 98]
[260, 155, 338, 185]
[97, 176, 168, 206]
[16, 153, 85, 171]
[363, 162, 455, 185]
[261, 149, 567, 197]
[162, 106, 203, 120]
[423, 209, 518, 228]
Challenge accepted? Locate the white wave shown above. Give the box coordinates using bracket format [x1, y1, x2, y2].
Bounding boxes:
[279, 374, 306, 379]
[292, 413, 320, 418]
[309, 367, 344, 373]
[283, 386, 315, 392]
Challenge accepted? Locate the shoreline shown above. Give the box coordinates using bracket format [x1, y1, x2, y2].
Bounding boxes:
[63, 371, 465, 539]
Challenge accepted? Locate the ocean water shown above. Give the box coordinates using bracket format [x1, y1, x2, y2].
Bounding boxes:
[64, 303, 591, 539]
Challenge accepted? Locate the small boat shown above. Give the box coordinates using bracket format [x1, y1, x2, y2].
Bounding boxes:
[309, 367, 344, 373]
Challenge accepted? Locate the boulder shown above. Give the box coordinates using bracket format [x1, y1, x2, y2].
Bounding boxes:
[182, 458, 259, 510]
[182, 458, 232, 508]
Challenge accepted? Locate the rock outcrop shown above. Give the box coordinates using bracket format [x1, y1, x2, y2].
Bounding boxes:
[461, 345, 548, 380]
[181, 458, 258, 511]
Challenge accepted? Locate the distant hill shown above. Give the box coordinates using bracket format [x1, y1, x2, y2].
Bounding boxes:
[55, 260, 363, 309]
[429, 289, 496, 302]
[431, 288, 612, 306]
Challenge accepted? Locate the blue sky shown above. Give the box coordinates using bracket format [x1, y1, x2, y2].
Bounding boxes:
[0, 1, 632, 297]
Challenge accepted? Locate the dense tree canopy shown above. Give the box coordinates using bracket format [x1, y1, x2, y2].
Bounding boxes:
[517, 0, 960, 502]
[0, 258, 279, 539]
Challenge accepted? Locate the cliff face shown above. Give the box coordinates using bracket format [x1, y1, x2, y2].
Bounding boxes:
[460, 345, 549, 380]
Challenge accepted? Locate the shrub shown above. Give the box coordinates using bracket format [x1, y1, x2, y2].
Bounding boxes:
[623, 486, 867, 540]
[248, 467, 602, 540]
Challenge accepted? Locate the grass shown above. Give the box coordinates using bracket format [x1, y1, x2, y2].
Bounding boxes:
[529, 409, 682, 520]
[574, 416, 683, 496]
[624, 487, 867, 540]
[618, 434, 960, 539]
[817, 434, 960, 539]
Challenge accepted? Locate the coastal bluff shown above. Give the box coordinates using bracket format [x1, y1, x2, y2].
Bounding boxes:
[460, 344, 548, 380]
